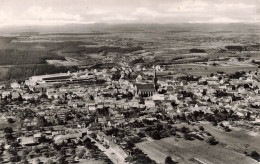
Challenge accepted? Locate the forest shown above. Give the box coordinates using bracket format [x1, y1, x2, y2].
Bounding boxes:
[62, 46, 143, 54]
[5, 65, 78, 80]
[0, 49, 65, 65]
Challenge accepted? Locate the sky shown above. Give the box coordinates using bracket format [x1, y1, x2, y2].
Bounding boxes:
[0, 0, 259, 27]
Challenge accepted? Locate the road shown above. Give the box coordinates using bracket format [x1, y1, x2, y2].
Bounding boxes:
[88, 135, 128, 164]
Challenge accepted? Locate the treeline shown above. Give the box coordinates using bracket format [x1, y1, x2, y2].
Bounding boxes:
[225, 46, 243, 52]
[190, 48, 206, 53]
[225, 45, 260, 52]
[170, 57, 208, 64]
[229, 71, 246, 79]
[62, 46, 143, 54]
[5, 64, 78, 80]
[0, 49, 65, 65]
[177, 75, 201, 81]
[130, 58, 145, 65]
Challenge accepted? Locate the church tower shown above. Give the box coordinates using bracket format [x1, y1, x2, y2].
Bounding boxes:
[154, 68, 158, 92]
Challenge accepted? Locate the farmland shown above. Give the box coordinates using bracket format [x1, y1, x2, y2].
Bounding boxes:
[137, 136, 258, 164]
[0, 24, 259, 81]
[136, 121, 260, 164]
[0, 23, 259, 163]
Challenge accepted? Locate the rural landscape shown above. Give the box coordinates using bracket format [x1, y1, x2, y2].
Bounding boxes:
[0, 23, 259, 164]
[0, 0, 260, 164]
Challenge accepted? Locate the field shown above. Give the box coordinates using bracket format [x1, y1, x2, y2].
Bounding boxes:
[0, 24, 259, 81]
[136, 122, 260, 164]
[0, 67, 9, 81]
[136, 137, 257, 164]
[202, 123, 260, 153]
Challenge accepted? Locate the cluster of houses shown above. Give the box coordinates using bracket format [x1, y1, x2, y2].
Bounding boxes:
[1, 64, 260, 163]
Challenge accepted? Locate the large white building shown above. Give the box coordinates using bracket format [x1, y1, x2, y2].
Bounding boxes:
[25, 73, 72, 86]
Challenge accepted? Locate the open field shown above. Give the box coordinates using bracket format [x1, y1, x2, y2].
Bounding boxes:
[136, 122, 260, 164]
[202, 123, 260, 153]
[0, 24, 259, 82]
[0, 67, 9, 81]
[160, 63, 257, 77]
[136, 136, 258, 164]
[78, 159, 106, 164]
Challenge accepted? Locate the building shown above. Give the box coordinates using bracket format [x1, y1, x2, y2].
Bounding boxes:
[135, 84, 155, 96]
[29, 73, 72, 84]
[11, 82, 20, 89]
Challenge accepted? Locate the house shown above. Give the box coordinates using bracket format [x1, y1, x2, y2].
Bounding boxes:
[1, 91, 11, 98]
[22, 93, 39, 100]
[96, 131, 106, 142]
[33, 133, 42, 142]
[54, 133, 84, 144]
[88, 123, 101, 132]
[98, 116, 108, 125]
[145, 100, 156, 108]
[20, 137, 38, 146]
[11, 92, 20, 100]
[11, 82, 20, 89]
[107, 120, 116, 127]
[68, 101, 85, 108]
[152, 94, 165, 101]
[88, 105, 96, 111]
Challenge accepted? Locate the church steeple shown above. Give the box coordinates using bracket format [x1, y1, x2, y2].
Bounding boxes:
[154, 68, 158, 91]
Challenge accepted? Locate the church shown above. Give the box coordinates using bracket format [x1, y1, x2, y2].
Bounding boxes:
[134, 69, 158, 97]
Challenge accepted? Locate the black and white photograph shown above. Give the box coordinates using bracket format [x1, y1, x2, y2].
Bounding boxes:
[0, 0, 260, 163]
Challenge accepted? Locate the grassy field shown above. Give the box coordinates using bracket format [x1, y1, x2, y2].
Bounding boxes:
[202, 123, 260, 153]
[78, 159, 106, 164]
[0, 67, 9, 81]
[168, 63, 257, 76]
[136, 136, 257, 164]
[136, 122, 260, 164]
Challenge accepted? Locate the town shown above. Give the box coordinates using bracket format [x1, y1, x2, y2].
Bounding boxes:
[0, 61, 260, 163]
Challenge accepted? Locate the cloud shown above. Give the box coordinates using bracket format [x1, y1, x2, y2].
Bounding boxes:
[87, 9, 109, 15]
[214, 3, 256, 11]
[24, 6, 81, 21]
[189, 17, 240, 24]
[132, 7, 163, 17]
[0, 6, 95, 26]
[0, 0, 259, 26]
[101, 15, 137, 21]
[167, 0, 209, 12]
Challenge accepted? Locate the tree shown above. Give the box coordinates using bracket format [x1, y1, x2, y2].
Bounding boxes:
[137, 132, 146, 138]
[151, 130, 161, 140]
[180, 126, 189, 133]
[7, 118, 15, 123]
[37, 116, 48, 127]
[89, 95, 94, 100]
[184, 133, 192, 140]
[77, 149, 86, 159]
[0, 142, 5, 151]
[57, 156, 67, 164]
[251, 151, 260, 161]
[212, 121, 217, 126]
[20, 158, 29, 164]
[84, 138, 92, 149]
[127, 92, 134, 99]
[171, 101, 178, 107]
[45, 159, 54, 164]
[165, 156, 177, 164]
[4, 127, 13, 134]
[199, 126, 204, 131]
[246, 111, 251, 120]
[207, 137, 218, 145]
[10, 154, 21, 162]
